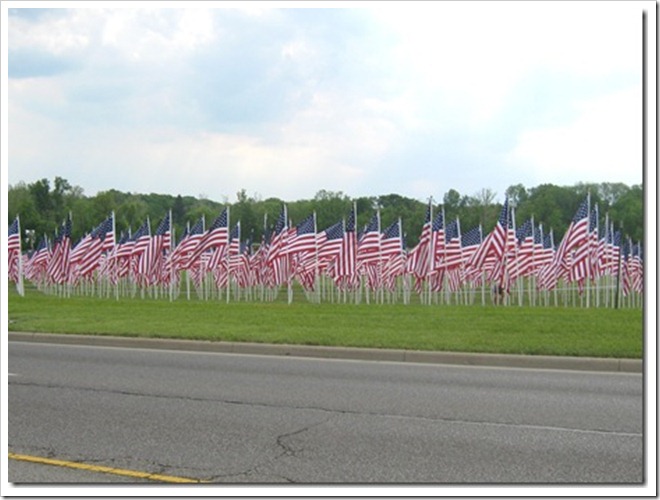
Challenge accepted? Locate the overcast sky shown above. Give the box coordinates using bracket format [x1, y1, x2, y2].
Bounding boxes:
[4, 1, 650, 203]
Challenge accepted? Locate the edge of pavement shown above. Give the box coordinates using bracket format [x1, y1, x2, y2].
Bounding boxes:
[8, 331, 643, 373]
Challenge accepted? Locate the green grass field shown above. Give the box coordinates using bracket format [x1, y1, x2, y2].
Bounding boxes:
[7, 285, 643, 358]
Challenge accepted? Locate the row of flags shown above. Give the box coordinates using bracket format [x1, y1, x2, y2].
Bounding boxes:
[402, 195, 642, 299]
[7, 194, 643, 303]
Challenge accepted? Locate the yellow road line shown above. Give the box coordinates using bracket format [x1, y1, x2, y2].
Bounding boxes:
[8, 452, 206, 483]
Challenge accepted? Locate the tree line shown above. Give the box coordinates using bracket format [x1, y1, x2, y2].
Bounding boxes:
[8, 177, 643, 251]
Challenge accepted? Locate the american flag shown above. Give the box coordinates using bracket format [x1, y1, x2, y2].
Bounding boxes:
[381, 219, 403, 257]
[533, 224, 552, 270]
[407, 201, 433, 279]
[458, 225, 482, 283]
[317, 220, 344, 272]
[8, 216, 21, 283]
[357, 212, 381, 266]
[131, 219, 152, 285]
[440, 218, 462, 271]
[8, 217, 20, 251]
[467, 198, 510, 274]
[235, 231, 256, 288]
[441, 221, 464, 291]
[567, 204, 598, 284]
[46, 216, 72, 284]
[24, 236, 50, 282]
[461, 225, 482, 251]
[593, 215, 610, 278]
[227, 222, 242, 276]
[611, 229, 622, 276]
[510, 218, 535, 279]
[587, 205, 601, 279]
[113, 228, 134, 259]
[171, 216, 205, 270]
[144, 212, 171, 285]
[266, 205, 290, 286]
[630, 242, 643, 294]
[289, 216, 318, 288]
[560, 196, 589, 259]
[620, 238, 632, 296]
[380, 219, 405, 289]
[108, 229, 134, 279]
[232, 235, 254, 289]
[598, 221, 620, 276]
[68, 232, 93, 269]
[431, 209, 445, 270]
[153, 212, 172, 246]
[337, 206, 357, 281]
[188, 208, 228, 266]
[543, 195, 590, 284]
[488, 199, 515, 287]
[286, 213, 316, 256]
[132, 219, 151, 255]
[76, 213, 115, 278]
[266, 206, 288, 263]
[355, 211, 382, 289]
[537, 229, 560, 290]
[533, 223, 544, 263]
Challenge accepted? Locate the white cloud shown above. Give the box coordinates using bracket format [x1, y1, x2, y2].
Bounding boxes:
[136, 129, 371, 201]
[98, 8, 216, 61]
[506, 84, 642, 187]
[10, 8, 217, 65]
[6, 3, 650, 202]
[370, 1, 640, 129]
[9, 9, 92, 54]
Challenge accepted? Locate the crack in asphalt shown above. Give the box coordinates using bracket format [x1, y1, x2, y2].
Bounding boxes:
[202, 419, 329, 483]
[276, 423, 316, 457]
[9, 379, 641, 438]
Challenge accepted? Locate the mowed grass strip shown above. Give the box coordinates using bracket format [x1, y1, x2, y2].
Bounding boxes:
[7, 286, 643, 358]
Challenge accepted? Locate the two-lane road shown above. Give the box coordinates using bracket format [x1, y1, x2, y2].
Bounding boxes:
[8, 340, 644, 484]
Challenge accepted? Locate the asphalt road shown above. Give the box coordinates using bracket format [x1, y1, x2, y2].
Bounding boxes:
[8, 340, 644, 485]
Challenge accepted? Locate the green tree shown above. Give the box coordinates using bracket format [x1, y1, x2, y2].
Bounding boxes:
[467, 188, 498, 229]
[172, 195, 186, 227]
[505, 183, 528, 207]
[524, 184, 582, 237]
[116, 198, 149, 235]
[312, 190, 351, 231]
[231, 189, 258, 239]
[443, 189, 462, 214]
[8, 182, 40, 249]
[610, 184, 643, 243]
[29, 178, 52, 215]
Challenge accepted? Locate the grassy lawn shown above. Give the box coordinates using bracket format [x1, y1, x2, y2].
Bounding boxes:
[7, 285, 643, 358]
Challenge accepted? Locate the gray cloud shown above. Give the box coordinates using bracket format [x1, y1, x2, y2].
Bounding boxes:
[6, 4, 645, 202]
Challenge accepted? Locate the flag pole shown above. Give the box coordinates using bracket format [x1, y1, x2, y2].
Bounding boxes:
[184, 220, 191, 300]
[377, 209, 383, 305]
[426, 198, 434, 306]
[585, 192, 591, 308]
[615, 223, 623, 309]
[16, 215, 25, 296]
[441, 206, 448, 306]
[609, 220, 615, 308]
[353, 201, 358, 305]
[169, 210, 174, 302]
[285, 205, 293, 305]
[226, 206, 232, 304]
[112, 211, 119, 301]
[313, 211, 320, 304]
[594, 204, 600, 308]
